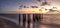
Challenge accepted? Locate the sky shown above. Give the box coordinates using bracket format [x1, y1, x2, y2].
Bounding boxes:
[0, 0, 60, 12]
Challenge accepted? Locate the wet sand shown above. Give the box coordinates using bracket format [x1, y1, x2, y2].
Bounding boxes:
[0, 17, 19, 28]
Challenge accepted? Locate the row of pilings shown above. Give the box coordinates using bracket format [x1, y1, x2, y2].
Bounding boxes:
[19, 14, 43, 28]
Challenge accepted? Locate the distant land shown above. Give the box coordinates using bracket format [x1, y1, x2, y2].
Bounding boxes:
[0, 11, 19, 14]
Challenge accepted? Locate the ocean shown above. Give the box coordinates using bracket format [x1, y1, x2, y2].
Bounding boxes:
[0, 14, 19, 19]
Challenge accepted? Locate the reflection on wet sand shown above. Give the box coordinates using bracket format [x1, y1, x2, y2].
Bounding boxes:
[19, 14, 60, 28]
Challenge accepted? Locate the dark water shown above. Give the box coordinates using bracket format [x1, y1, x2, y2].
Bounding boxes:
[0, 14, 19, 19]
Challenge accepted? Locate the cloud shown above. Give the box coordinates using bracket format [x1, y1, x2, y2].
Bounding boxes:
[31, 6, 38, 8]
[37, 0, 42, 2]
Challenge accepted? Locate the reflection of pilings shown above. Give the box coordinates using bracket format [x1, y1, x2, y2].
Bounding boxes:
[30, 14, 33, 28]
[20, 14, 23, 26]
[25, 14, 28, 28]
